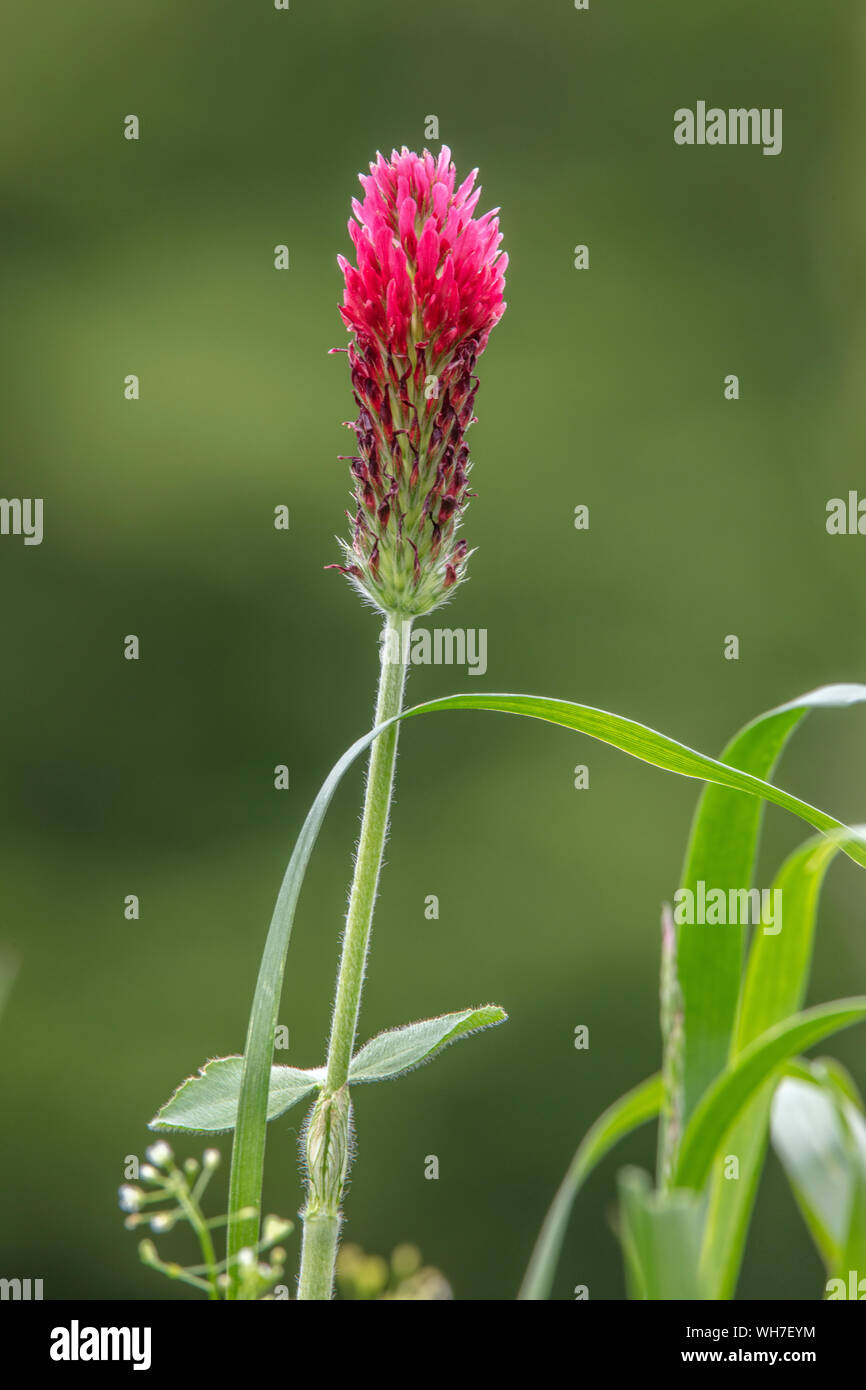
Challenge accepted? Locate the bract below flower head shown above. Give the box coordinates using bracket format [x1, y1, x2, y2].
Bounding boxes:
[331, 146, 507, 617]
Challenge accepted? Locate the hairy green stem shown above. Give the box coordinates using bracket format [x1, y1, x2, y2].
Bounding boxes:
[296, 611, 411, 1300]
[324, 617, 411, 1093]
[297, 1212, 341, 1301]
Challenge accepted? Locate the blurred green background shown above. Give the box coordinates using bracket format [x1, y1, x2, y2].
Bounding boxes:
[1, 0, 865, 1300]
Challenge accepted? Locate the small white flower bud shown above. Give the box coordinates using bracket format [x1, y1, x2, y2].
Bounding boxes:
[118, 1185, 144, 1212]
[145, 1141, 173, 1168]
[150, 1213, 172, 1232]
[262, 1214, 293, 1245]
[139, 1164, 158, 1181]
[202, 1148, 221, 1169]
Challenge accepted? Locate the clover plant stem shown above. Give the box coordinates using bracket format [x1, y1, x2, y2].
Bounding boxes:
[296, 610, 411, 1300]
[297, 1212, 341, 1302]
[324, 612, 411, 1092]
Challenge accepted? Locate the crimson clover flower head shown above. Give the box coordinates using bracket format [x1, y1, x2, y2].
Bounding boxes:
[330, 146, 507, 617]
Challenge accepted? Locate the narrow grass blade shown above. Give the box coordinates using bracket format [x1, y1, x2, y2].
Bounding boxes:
[699, 829, 864, 1296]
[226, 723, 385, 1289]
[518, 1073, 662, 1300]
[398, 693, 866, 872]
[676, 685, 866, 1122]
[736, 836, 862, 1050]
[674, 999, 866, 1191]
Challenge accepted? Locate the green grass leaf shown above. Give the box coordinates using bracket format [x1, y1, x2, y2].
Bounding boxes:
[151, 1056, 323, 1133]
[676, 684, 866, 1122]
[518, 1073, 662, 1300]
[349, 1006, 507, 1084]
[772, 1063, 866, 1277]
[399, 692, 866, 873]
[699, 828, 864, 1296]
[674, 999, 866, 1191]
[735, 836, 863, 1052]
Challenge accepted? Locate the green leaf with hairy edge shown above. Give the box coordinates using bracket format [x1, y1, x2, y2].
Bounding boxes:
[348, 1007, 507, 1084]
[699, 829, 865, 1296]
[674, 999, 866, 1191]
[227, 688, 866, 1286]
[151, 1057, 323, 1133]
[675, 685, 866, 1125]
[618, 1167, 708, 1301]
[153, 1010, 504, 1136]
[518, 1073, 662, 1300]
[771, 1063, 866, 1276]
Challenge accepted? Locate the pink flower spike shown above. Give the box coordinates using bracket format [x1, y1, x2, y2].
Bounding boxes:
[332, 146, 507, 617]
